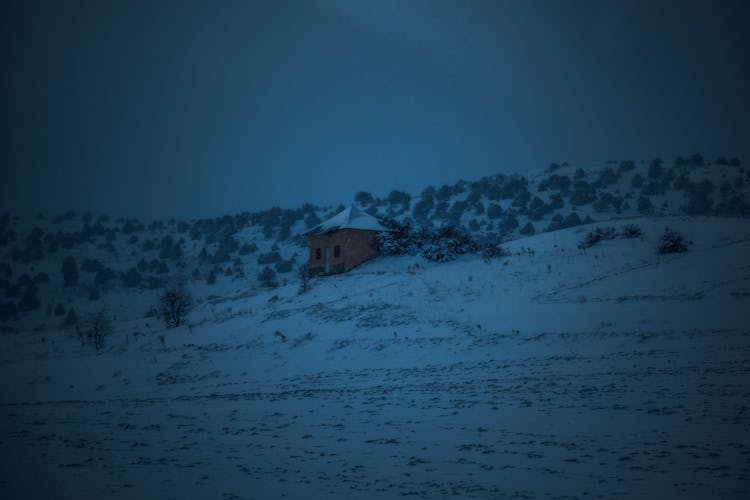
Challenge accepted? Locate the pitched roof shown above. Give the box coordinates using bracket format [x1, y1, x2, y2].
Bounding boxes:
[306, 205, 388, 236]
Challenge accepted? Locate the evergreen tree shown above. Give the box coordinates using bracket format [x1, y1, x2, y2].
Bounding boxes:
[61, 256, 78, 287]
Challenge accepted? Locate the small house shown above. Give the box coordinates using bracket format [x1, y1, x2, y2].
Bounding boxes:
[306, 205, 388, 276]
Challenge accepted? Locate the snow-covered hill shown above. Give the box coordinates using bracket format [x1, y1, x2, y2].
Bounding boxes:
[1, 154, 749, 330]
[1, 215, 749, 499]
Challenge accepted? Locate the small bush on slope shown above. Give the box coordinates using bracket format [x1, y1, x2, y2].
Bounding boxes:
[579, 226, 618, 250]
[578, 224, 644, 250]
[481, 245, 511, 262]
[657, 228, 690, 254]
[377, 219, 496, 263]
[621, 224, 643, 238]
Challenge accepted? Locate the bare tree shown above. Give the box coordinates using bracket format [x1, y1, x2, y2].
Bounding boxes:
[83, 305, 114, 351]
[298, 264, 311, 294]
[159, 284, 193, 328]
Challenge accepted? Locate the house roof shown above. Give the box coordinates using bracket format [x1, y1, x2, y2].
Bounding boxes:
[306, 205, 388, 236]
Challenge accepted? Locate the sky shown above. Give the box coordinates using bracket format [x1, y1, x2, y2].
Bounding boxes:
[2, 0, 749, 220]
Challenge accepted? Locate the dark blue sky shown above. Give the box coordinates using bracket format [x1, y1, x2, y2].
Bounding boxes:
[2, 0, 749, 219]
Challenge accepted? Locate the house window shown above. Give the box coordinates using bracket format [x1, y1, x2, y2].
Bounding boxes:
[315, 248, 321, 260]
[334, 245, 341, 258]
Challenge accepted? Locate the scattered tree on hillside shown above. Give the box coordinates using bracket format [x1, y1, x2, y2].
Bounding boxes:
[159, 235, 184, 260]
[81, 305, 114, 351]
[159, 285, 193, 328]
[512, 189, 531, 208]
[304, 212, 321, 229]
[412, 190, 435, 224]
[486, 203, 502, 219]
[681, 180, 715, 215]
[61, 256, 78, 287]
[648, 158, 664, 179]
[435, 185, 454, 201]
[257, 250, 282, 265]
[569, 180, 597, 205]
[643, 179, 667, 196]
[239, 242, 258, 255]
[388, 190, 411, 211]
[17, 284, 40, 312]
[545, 212, 583, 232]
[258, 267, 278, 287]
[81, 258, 103, 273]
[275, 259, 294, 274]
[637, 195, 655, 215]
[355, 191, 374, 205]
[497, 213, 520, 236]
[595, 168, 619, 188]
[0, 301, 18, 321]
[94, 267, 117, 288]
[618, 160, 635, 172]
[120, 268, 142, 288]
[62, 307, 77, 327]
[0, 262, 11, 280]
[520, 222, 536, 236]
[722, 195, 750, 215]
[298, 264, 311, 294]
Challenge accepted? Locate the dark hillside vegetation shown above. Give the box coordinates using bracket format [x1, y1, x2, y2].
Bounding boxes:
[0, 154, 748, 323]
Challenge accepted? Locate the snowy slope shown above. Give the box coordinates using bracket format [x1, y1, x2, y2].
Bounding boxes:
[1, 155, 749, 334]
[1, 216, 749, 499]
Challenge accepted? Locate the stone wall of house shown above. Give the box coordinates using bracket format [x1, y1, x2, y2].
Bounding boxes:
[308, 229, 379, 276]
[343, 229, 379, 271]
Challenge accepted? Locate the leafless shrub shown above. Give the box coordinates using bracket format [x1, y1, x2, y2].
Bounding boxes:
[159, 284, 193, 328]
[80, 305, 114, 352]
[298, 264, 311, 294]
